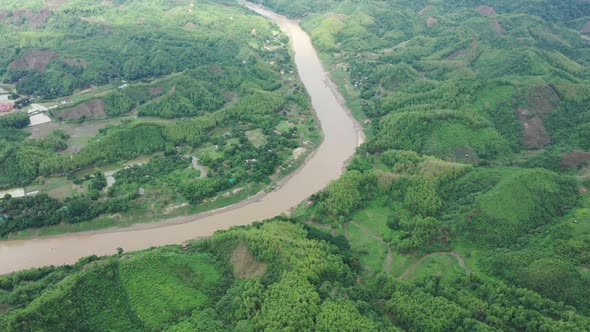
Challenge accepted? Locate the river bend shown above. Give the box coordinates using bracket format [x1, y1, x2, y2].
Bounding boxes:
[0, 2, 360, 274]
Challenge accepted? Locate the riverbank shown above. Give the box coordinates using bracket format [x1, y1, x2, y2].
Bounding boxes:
[0, 2, 360, 275]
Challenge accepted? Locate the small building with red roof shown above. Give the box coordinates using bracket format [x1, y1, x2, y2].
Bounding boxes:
[0, 102, 14, 113]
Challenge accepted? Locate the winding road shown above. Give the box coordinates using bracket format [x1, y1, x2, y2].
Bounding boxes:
[0, 2, 362, 275]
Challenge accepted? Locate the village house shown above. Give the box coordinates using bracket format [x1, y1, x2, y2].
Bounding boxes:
[0, 101, 14, 113]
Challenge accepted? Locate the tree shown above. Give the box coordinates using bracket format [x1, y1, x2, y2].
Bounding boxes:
[315, 299, 380, 331]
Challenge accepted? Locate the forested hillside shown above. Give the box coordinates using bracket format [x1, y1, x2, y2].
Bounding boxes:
[0, 0, 320, 236]
[2, 219, 589, 331]
[255, 0, 590, 327]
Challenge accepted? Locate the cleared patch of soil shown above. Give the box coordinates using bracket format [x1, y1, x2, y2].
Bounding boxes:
[477, 5, 497, 17]
[418, 5, 432, 15]
[184, 22, 196, 30]
[55, 99, 107, 121]
[560, 150, 590, 168]
[8, 49, 58, 71]
[515, 85, 560, 148]
[426, 16, 438, 27]
[230, 242, 267, 278]
[490, 20, 505, 33]
[516, 108, 550, 148]
[11, 9, 33, 25]
[29, 8, 52, 29]
[582, 21, 590, 33]
[292, 147, 307, 159]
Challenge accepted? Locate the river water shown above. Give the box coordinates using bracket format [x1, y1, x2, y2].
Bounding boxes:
[0, 2, 361, 274]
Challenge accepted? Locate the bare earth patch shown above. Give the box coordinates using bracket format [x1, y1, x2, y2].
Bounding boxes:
[29, 8, 52, 29]
[11, 9, 33, 25]
[230, 243, 267, 279]
[478, 5, 497, 17]
[516, 109, 550, 148]
[426, 17, 438, 27]
[55, 99, 107, 121]
[292, 147, 307, 159]
[515, 85, 560, 148]
[490, 20, 505, 33]
[8, 49, 58, 71]
[560, 150, 590, 169]
[582, 21, 590, 33]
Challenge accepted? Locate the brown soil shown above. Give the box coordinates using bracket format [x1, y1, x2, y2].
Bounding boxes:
[184, 22, 196, 30]
[426, 17, 438, 28]
[477, 5, 497, 17]
[8, 49, 58, 71]
[514, 85, 560, 148]
[11, 9, 33, 25]
[582, 21, 590, 33]
[56, 99, 107, 121]
[29, 8, 52, 29]
[516, 108, 550, 148]
[560, 150, 590, 168]
[418, 5, 432, 15]
[229, 242, 267, 278]
[490, 20, 505, 33]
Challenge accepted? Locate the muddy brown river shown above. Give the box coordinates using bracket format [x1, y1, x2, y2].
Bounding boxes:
[0, 2, 361, 275]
